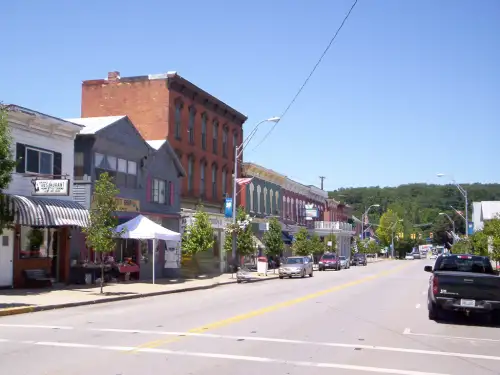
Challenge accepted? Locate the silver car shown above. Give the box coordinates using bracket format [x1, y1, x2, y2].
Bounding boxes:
[279, 256, 314, 279]
[339, 256, 350, 269]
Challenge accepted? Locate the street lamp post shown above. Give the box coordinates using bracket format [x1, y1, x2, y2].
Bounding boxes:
[437, 173, 469, 237]
[232, 116, 280, 267]
[361, 204, 380, 239]
[390, 219, 403, 258]
[439, 212, 455, 244]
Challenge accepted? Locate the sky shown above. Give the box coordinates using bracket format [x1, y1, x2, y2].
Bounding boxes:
[1, 0, 498, 190]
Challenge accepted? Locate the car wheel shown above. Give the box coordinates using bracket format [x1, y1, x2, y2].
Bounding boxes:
[279, 276, 284, 279]
[288, 275, 292, 279]
[428, 301, 443, 321]
[301, 270, 305, 278]
[309, 270, 313, 277]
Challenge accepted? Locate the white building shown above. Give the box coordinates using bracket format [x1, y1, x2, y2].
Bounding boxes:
[472, 201, 500, 232]
[0, 105, 87, 288]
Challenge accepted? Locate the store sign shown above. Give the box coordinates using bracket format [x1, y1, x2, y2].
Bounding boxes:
[91, 196, 140, 212]
[32, 179, 70, 196]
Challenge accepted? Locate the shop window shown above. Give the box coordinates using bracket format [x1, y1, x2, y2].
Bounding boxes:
[19, 227, 52, 259]
[152, 178, 166, 204]
[26, 147, 53, 175]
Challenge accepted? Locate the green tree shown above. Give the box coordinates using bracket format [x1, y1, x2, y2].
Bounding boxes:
[484, 217, 500, 264]
[366, 239, 380, 255]
[263, 217, 284, 258]
[451, 238, 473, 254]
[310, 233, 323, 260]
[182, 205, 215, 273]
[376, 209, 403, 247]
[292, 227, 311, 256]
[82, 172, 122, 294]
[470, 230, 489, 255]
[224, 207, 255, 263]
[0, 105, 18, 234]
[323, 233, 337, 253]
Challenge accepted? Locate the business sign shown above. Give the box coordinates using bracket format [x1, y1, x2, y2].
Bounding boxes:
[305, 204, 318, 219]
[91, 196, 140, 212]
[467, 221, 474, 235]
[224, 197, 233, 218]
[32, 179, 70, 196]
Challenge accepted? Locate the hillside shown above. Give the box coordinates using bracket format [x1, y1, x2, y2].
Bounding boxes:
[329, 183, 500, 238]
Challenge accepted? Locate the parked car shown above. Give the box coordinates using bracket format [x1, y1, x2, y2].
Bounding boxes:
[351, 253, 367, 266]
[425, 254, 500, 321]
[405, 253, 415, 260]
[318, 254, 341, 271]
[413, 252, 421, 259]
[339, 256, 350, 269]
[279, 256, 314, 279]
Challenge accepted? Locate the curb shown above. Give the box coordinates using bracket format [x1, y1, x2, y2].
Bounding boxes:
[0, 274, 279, 318]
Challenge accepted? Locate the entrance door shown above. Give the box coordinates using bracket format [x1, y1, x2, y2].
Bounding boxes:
[0, 230, 14, 287]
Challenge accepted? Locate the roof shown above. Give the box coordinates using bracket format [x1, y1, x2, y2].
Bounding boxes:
[65, 116, 126, 134]
[6, 104, 84, 131]
[146, 139, 186, 178]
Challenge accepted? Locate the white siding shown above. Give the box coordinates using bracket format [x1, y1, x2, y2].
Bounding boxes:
[5, 124, 75, 200]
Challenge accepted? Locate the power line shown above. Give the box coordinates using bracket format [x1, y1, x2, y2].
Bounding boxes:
[251, 0, 359, 152]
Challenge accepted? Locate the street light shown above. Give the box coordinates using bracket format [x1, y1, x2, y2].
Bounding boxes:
[231, 116, 281, 266]
[439, 212, 455, 244]
[390, 219, 403, 258]
[361, 204, 380, 239]
[437, 173, 469, 237]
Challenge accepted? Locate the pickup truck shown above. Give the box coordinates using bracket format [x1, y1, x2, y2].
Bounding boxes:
[425, 254, 500, 321]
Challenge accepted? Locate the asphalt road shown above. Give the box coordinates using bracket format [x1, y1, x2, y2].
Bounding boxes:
[0, 259, 499, 375]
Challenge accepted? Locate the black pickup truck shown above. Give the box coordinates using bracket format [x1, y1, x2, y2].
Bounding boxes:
[425, 254, 500, 321]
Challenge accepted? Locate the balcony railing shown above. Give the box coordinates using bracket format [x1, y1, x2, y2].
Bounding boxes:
[314, 221, 353, 232]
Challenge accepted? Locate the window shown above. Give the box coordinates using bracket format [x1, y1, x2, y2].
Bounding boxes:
[222, 127, 228, 158]
[211, 163, 217, 199]
[188, 156, 194, 192]
[95, 153, 136, 187]
[221, 168, 227, 196]
[188, 106, 196, 144]
[168, 181, 174, 205]
[212, 120, 218, 154]
[152, 178, 166, 204]
[233, 132, 238, 159]
[175, 102, 183, 140]
[201, 113, 207, 150]
[74, 152, 84, 179]
[26, 147, 53, 175]
[249, 183, 255, 212]
[200, 162, 206, 197]
[19, 227, 57, 260]
[257, 185, 262, 213]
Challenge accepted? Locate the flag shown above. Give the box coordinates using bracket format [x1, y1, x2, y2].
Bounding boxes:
[236, 177, 253, 186]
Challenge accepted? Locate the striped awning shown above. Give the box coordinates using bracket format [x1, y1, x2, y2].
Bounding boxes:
[10, 195, 89, 227]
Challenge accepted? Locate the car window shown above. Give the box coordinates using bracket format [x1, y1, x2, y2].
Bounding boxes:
[321, 255, 335, 260]
[286, 257, 304, 264]
[435, 255, 494, 274]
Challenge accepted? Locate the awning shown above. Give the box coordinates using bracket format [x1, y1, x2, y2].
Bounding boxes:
[10, 195, 89, 227]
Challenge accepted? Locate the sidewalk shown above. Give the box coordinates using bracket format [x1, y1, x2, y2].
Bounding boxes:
[0, 271, 280, 317]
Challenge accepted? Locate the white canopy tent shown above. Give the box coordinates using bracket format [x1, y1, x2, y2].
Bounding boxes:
[114, 215, 181, 284]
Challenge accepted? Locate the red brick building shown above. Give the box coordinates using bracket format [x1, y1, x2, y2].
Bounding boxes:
[81, 71, 247, 212]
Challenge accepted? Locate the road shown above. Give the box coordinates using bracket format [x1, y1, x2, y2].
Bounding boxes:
[0, 259, 499, 375]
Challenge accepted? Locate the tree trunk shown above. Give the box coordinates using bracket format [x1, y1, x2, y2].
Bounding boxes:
[100, 262, 104, 294]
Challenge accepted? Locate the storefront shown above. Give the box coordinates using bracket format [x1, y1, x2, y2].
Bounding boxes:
[6, 194, 88, 288]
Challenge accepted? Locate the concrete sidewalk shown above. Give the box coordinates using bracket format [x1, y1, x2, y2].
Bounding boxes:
[0, 272, 280, 317]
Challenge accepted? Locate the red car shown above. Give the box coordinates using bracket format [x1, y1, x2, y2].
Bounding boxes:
[318, 254, 341, 271]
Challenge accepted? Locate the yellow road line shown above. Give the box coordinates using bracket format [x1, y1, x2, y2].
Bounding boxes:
[129, 262, 411, 353]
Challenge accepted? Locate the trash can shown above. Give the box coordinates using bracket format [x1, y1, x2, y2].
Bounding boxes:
[257, 256, 268, 276]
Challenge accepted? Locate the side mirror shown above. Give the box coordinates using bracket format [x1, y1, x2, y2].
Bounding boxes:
[424, 265, 433, 273]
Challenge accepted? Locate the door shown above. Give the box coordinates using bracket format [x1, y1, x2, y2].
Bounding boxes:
[0, 230, 14, 287]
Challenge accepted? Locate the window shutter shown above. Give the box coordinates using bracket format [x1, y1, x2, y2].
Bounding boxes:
[53, 152, 62, 178]
[15, 143, 25, 173]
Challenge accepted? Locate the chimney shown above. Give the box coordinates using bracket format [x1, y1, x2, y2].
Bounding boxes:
[107, 71, 120, 82]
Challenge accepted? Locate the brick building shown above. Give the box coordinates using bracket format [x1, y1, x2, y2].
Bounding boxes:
[81, 71, 247, 213]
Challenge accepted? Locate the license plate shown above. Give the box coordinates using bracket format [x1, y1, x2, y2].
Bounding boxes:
[460, 299, 475, 307]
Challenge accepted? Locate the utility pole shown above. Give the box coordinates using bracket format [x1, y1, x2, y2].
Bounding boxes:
[319, 176, 326, 190]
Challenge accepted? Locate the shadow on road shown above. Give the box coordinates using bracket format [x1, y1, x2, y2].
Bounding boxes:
[436, 311, 500, 329]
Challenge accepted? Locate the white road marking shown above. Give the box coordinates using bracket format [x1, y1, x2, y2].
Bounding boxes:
[0, 324, 73, 330]
[415, 304, 421, 309]
[403, 328, 500, 343]
[0, 339, 450, 375]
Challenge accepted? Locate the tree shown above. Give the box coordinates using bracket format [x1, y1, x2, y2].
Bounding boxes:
[376, 209, 403, 247]
[182, 205, 215, 274]
[263, 217, 284, 259]
[470, 230, 489, 255]
[0, 105, 18, 234]
[223, 206, 255, 263]
[323, 233, 337, 253]
[82, 172, 122, 294]
[292, 227, 311, 256]
[365, 239, 380, 255]
[451, 238, 473, 254]
[484, 216, 500, 264]
[309, 233, 323, 262]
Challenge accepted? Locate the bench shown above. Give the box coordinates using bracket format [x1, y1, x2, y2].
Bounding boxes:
[23, 269, 52, 287]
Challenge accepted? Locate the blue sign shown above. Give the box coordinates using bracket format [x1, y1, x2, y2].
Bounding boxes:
[467, 222, 474, 235]
[224, 198, 233, 218]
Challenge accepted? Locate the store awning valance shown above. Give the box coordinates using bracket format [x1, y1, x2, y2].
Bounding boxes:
[10, 195, 89, 227]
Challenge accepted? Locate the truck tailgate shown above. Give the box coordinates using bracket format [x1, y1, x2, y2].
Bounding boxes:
[435, 271, 500, 301]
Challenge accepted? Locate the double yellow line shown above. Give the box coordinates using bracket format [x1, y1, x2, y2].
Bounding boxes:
[129, 262, 411, 353]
